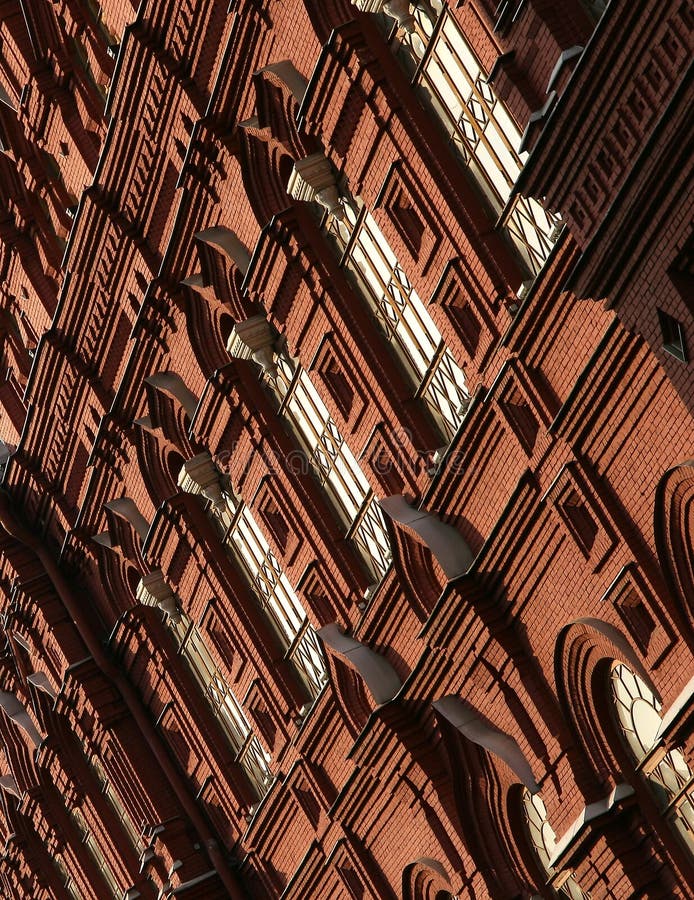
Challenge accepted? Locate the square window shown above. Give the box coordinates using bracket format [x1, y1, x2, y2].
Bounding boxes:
[657, 309, 688, 362]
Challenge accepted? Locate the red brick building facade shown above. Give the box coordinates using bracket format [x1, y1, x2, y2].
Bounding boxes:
[0, 1, 691, 897]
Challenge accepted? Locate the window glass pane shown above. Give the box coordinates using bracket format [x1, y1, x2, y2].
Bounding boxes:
[611, 662, 662, 761]
[223, 501, 328, 696]
[329, 202, 469, 439]
[178, 463, 328, 697]
[522, 789, 590, 898]
[171, 612, 272, 796]
[267, 351, 391, 580]
[403, 7, 560, 274]
[611, 662, 694, 856]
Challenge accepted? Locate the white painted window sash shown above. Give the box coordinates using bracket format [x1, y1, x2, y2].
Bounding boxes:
[326, 200, 469, 439]
[403, 2, 560, 275]
[220, 496, 328, 697]
[171, 613, 272, 798]
[268, 351, 392, 580]
[89, 754, 141, 848]
[180, 465, 327, 699]
[69, 805, 123, 897]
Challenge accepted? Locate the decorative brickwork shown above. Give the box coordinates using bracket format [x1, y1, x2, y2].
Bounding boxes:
[0, 1, 691, 898]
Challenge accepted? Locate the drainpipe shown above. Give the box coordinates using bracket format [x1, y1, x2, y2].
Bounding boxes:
[0, 495, 247, 900]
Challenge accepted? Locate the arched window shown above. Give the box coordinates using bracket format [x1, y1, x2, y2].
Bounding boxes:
[610, 662, 694, 854]
[521, 789, 590, 898]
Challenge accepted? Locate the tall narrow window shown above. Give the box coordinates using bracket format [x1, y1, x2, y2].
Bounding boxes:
[394, 1, 560, 275]
[266, 349, 392, 581]
[179, 463, 328, 699]
[170, 612, 273, 798]
[611, 663, 694, 854]
[325, 197, 470, 440]
[89, 753, 142, 849]
[522, 789, 590, 898]
[657, 308, 688, 362]
[216, 494, 328, 697]
[54, 855, 82, 900]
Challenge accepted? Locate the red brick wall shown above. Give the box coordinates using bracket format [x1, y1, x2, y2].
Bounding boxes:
[0, 1, 690, 898]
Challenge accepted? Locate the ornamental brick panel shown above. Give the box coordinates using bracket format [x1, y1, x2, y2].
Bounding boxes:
[0, 2, 691, 899]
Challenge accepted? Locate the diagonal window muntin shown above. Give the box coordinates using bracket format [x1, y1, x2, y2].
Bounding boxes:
[170, 611, 273, 798]
[325, 197, 470, 440]
[393, 0, 560, 275]
[266, 348, 392, 582]
[218, 494, 328, 697]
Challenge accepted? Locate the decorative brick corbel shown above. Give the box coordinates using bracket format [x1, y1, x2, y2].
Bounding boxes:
[180, 273, 217, 302]
[136, 570, 180, 622]
[226, 315, 277, 375]
[0, 692, 43, 747]
[353, 0, 416, 33]
[287, 152, 344, 219]
[195, 227, 252, 274]
[103, 498, 149, 541]
[318, 623, 401, 704]
[177, 451, 226, 511]
[379, 495, 473, 579]
[433, 695, 539, 791]
[144, 372, 199, 420]
[0, 775, 21, 799]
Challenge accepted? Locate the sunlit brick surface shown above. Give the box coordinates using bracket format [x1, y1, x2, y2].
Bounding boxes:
[0, 1, 691, 898]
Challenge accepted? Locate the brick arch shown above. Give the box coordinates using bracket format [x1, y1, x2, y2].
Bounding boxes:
[654, 460, 694, 625]
[133, 424, 186, 508]
[555, 618, 659, 792]
[239, 130, 296, 228]
[181, 287, 233, 378]
[325, 652, 374, 740]
[401, 858, 454, 900]
[92, 539, 142, 622]
[3, 624, 60, 715]
[240, 62, 322, 227]
[191, 226, 256, 321]
[388, 516, 447, 619]
[0, 675, 42, 795]
[504, 781, 553, 899]
[253, 61, 318, 160]
[143, 372, 200, 460]
[438, 720, 528, 898]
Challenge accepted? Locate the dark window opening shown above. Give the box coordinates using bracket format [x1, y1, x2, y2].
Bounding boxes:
[616, 588, 657, 655]
[324, 359, 354, 419]
[657, 308, 688, 362]
[561, 490, 598, 554]
[390, 190, 425, 258]
[502, 387, 539, 453]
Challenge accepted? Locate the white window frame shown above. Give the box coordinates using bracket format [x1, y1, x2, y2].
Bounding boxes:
[611, 663, 694, 855]
[522, 789, 591, 898]
[69, 804, 123, 897]
[396, 1, 560, 275]
[267, 349, 392, 581]
[219, 495, 328, 698]
[171, 612, 273, 799]
[179, 464, 328, 699]
[89, 753, 142, 849]
[326, 198, 470, 439]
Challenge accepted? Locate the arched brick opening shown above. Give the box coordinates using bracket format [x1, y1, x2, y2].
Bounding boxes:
[655, 460, 694, 626]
